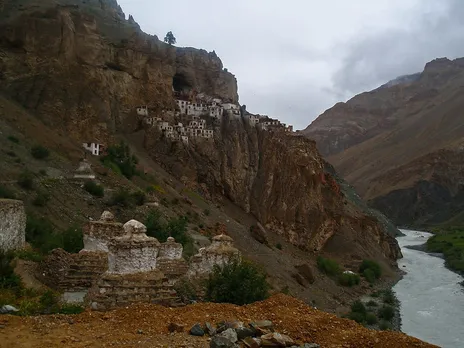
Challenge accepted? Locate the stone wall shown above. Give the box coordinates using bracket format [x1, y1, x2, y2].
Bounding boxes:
[39, 211, 241, 310]
[0, 199, 26, 252]
[83, 211, 125, 252]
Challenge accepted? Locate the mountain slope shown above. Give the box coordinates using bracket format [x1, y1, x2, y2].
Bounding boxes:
[0, 0, 402, 312]
[304, 57, 464, 227]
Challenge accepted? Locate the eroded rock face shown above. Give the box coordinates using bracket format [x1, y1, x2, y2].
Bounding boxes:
[0, 1, 238, 143]
[0, 199, 26, 252]
[145, 117, 400, 261]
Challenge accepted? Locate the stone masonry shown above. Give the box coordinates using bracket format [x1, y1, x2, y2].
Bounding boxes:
[0, 199, 26, 252]
[39, 211, 241, 310]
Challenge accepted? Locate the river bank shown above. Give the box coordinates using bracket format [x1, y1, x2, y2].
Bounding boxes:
[393, 229, 464, 348]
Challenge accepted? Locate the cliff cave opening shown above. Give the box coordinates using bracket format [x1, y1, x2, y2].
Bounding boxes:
[172, 73, 192, 94]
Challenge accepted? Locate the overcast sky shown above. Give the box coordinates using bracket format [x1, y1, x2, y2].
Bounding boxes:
[118, 0, 464, 130]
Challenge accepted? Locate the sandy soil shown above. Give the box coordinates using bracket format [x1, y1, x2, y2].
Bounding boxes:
[0, 294, 437, 348]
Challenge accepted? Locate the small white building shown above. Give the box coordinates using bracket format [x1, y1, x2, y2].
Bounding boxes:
[83, 142, 103, 156]
[201, 129, 214, 139]
[249, 115, 260, 126]
[136, 106, 148, 116]
[176, 100, 189, 115]
[181, 135, 189, 144]
[209, 106, 223, 119]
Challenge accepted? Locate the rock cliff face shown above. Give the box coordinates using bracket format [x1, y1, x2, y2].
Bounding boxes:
[0, 0, 400, 262]
[145, 116, 400, 261]
[0, 0, 237, 143]
[303, 57, 464, 227]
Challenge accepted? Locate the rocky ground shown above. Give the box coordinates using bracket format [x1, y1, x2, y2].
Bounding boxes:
[0, 294, 436, 348]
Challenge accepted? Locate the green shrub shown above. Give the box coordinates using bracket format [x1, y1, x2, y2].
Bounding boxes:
[206, 260, 269, 305]
[366, 312, 378, 325]
[58, 304, 84, 314]
[31, 145, 50, 159]
[174, 278, 199, 302]
[379, 320, 392, 330]
[7, 135, 19, 143]
[25, 215, 61, 254]
[363, 268, 376, 283]
[275, 243, 283, 250]
[378, 305, 395, 321]
[17, 171, 34, 190]
[145, 210, 192, 247]
[0, 185, 16, 199]
[83, 181, 104, 197]
[348, 311, 365, 323]
[161, 197, 169, 206]
[14, 249, 43, 262]
[131, 191, 146, 206]
[101, 141, 138, 179]
[317, 256, 340, 276]
[62, 226, 84, 253]
[383, 289, 396, 305]
[110, 188, 131, 207]
[32, 192, 50, 207]
[351, 300, 366, 315]
[203, 208, 210, 216]
[367, 300, 378, 307]
[338, 272, 360, 287]
[6, 151, 16, 157]
[0, 252, 22, 291]
[39, 290, 59, 312]
[18, 298, 42, 316]
[39, 169, 47, 176]
[359, 260, 382, 280]
[171, 198, 180, 205]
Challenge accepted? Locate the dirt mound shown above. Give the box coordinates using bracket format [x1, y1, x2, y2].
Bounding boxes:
[0, 294, 435, 348]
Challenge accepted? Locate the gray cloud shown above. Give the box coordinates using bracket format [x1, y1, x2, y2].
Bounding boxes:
[333, 0, 464, 97]
[118, 0, 464, 130]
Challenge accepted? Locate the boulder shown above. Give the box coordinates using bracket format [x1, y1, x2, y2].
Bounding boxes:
[261, 332, 294, 347]
[210, 336, 239, 348]
[294, 264, 315, 284]
[190, 323, 205, 336]
[205, 322, 216, 336]
[0, 305, 19, 314]
[235, 326, 255, 340]
[218, 328, 237, 343]
[242, 337, 261, 348]
[250, 224, 269, 245]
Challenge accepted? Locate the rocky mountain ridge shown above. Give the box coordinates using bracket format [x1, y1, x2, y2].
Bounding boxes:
[0, 0, 403, 314]
[303, 57, 464, 227]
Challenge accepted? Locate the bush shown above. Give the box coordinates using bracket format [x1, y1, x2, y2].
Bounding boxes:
[110, 188, 131, 207]
[317, 256, 340, 276]
[14, 249, 43, 262]
[31, 145, 50, 159]
[348, 311, 365, 323]
[171, 198, 180, 205]
[366, 312, 378, 325]
[32, 192, 50, 207]
[379, 320, 392, 331]
[367, 300, 378, 307]
[101, 141, 138, 179]
[378, 305, 395, 321]
[83, 181, 104, 197]
[0, 252, 22, 291]
[145, 210, 192, 247]
[0, 185, 16, 199]
[8, 135, 19, 143]
[39, 290, 59, 313]
[338, 272, 360, 287]
[203, 208, 210, 216]
[383, 289, 396, 305]
[351, 300, 366, 315]
[131, 191, 146, 206]
[58, 304, 84, 314]
[17, 171, 34, 190]
[174, 278, 199, 302]
[25, 215, 61, 254]
[275, 243, 283, 250]
[206, 260, 269, 305]
[359, 260, 382, 281]
[6, 151, 16, 157]
[62, 226, 84, 254]
[363, 268, 376, 283]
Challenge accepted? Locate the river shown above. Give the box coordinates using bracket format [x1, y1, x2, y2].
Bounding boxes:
[393, 229, 464, 348]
